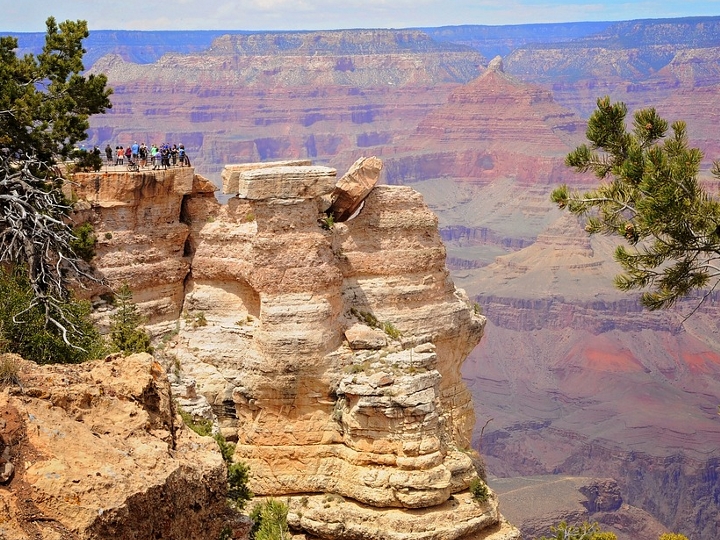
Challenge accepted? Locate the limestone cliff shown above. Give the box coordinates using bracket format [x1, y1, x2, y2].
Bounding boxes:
[69, 161, 518, 540]
[0, 353, 248, 539]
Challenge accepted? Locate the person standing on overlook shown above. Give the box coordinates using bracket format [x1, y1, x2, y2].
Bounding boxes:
[105, 144, 113, 164]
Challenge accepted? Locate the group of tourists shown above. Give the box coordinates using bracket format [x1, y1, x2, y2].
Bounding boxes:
[105, 142, 190, 169]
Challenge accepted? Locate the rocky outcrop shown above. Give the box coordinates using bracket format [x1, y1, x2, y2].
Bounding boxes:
[491, 476, 669, 540]
[0, 353, 248, 539]
[70, 166, 196, 322]
[70, 162, 519, 540]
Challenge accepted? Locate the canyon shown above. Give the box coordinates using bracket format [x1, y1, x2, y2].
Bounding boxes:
[6, 16, 720, 539]
[54, 160, 518, 540]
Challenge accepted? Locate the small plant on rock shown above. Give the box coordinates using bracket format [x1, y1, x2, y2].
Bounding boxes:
[469, 477, 489, 503]
[319, 212, 335, 231]
[0, 354, 21, 386]
[193, 312, 208, 328]
[69, 222, 97, 263]
[383, 321, 402, 340]
[178, 407, 213, 437]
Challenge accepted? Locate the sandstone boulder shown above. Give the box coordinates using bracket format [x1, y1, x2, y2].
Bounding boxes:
[330, 155, 383, 221]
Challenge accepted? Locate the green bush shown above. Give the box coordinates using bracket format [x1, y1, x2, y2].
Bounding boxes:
[227, 461, 253, 510]
[69, 222, 97, 262]
[178, 407, 213, 437]
[71, 148, 103, 172]
[319, 213, 335, 230]
[383, 321, 402, 340]
[659, 535, 689, 540]
[249, 499, 290, 540]
[469, 477, 489, 502]
[0, 265, 106, 364]
[109, 284, 153, 355]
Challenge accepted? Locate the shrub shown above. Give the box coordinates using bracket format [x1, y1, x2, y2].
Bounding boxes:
[215, 432, 236, 463]
[383, 321, 402, 340]
[192, 312, 208, 328]
[71, 148, 103, 172]
[659, 535, 689, 540]
[0, 354, 21, 386]
[109, 284, 153, 355]
[249, 499, 290, 540]
[350, 307, 379, 328]
[178, 407, 213, 437]
[227, 461, 253, 510]
[0, 265, 106, 364]
[69, 222, 97, 262]
[469, 477, 489, 503]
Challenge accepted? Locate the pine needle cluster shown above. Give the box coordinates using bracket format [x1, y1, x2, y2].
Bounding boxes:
[552, 96, 720, 310]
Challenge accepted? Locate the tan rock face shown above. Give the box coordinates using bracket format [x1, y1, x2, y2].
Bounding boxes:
[71, 161, 518, 540]
[0, 353, 246, 540]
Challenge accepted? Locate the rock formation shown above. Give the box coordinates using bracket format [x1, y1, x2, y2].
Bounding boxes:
[67, 161, 519, 540]
[491, 476, 669, 540]
[0, 353, 248, 539]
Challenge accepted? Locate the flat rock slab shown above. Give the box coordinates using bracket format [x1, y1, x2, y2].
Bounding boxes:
[238, 165, 337, 200]
[222, 159, 313, 194]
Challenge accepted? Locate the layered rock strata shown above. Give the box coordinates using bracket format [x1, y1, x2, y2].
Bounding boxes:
[0, 353, 247, 539]
[71, 162, 518, 540]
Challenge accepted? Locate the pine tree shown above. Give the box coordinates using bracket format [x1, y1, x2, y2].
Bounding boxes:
[0, 18, 112, 346]
[552, 96, 720, 310]
[109, 284, 153, 355]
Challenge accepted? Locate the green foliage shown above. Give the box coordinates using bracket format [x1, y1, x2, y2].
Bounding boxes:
[382, 321, 402, 340]
[350, 307, 379, 328]
[214, 432, 236, 464]
[537, 521, 616, 540]
[659, 534, 689, 540]
[227, 461, 253, 510]
[553, 96, 720, 310]
[0, 17, 112, 160]
[0, 18, 111, 352]
[178, 417, 253, 510]
[469, 477, 489, 502]
[194, 312, 208, 327]
[319, 212, 335, 230]
[0, 265, 106, 364]
[249, 499, 290, 540]
[108, 284, 153, 355]
[69, 222, 97, 262]
[70, 148, 102, 172]
[178, 407, 213, 437]
[350, 307, 402, 338]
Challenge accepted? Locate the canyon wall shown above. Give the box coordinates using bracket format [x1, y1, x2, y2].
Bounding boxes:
[68, 162, 519, 540]
[461, 215, 720, 540]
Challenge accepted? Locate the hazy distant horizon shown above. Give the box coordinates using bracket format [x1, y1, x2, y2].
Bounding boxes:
[1, 0, 718, 33]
